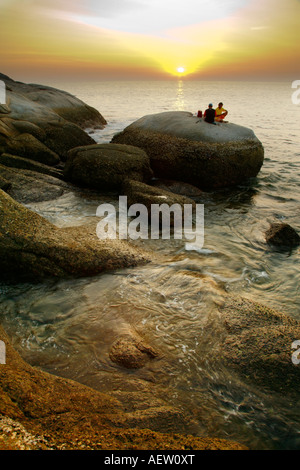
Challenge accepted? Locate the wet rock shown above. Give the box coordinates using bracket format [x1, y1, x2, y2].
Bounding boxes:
[122, 179, 197, 229]
[123, 179, 196, 208]
[64, 143, 153, 191]
[109, 334, 159, 369]
[0, 324, 246, 450]
[151, 178, 203, 198]
[265, 222, 300, 248]
[112, 111, 264, 190]
[0, 190, 148, 281]
[215, 296, 300, 395]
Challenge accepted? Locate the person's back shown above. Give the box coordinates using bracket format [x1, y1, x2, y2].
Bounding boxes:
[204, 104, 216, 124]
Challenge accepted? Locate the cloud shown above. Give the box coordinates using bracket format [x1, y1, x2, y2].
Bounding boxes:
[27, 0, 249, 35]
[31, 0, 144, 18]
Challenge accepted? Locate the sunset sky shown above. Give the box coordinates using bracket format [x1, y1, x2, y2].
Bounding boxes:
[0, 0, 299, 81]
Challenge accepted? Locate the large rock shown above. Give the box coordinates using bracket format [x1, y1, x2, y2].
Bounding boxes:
[0, 190, 148, 281]
[64, 143, 153, 191]
[0, 73, 106, 162]
[112, 111, 264, 190]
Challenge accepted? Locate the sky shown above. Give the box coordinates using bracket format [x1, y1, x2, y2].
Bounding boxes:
[0, 0, 299, 81]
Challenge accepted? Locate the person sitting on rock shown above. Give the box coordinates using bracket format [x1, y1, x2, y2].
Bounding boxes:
[215, 102, 228, 122]
[204, 103, 216, 124]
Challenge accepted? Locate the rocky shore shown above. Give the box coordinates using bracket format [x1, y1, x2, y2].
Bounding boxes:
[0, 74, 298, 451]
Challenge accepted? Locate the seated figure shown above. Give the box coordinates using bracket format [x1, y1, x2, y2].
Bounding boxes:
[215, 102, 228, 122]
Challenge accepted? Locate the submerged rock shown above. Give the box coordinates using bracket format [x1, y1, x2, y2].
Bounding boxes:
[0, 324, 246, 450]
[214, 296, 300, 395]
[0, 190, 148, 281]
[109, 333, 159, 369]
[112, 111, 264, 190]
[64, 143, 153, 191]
[265, 222, 300, 248]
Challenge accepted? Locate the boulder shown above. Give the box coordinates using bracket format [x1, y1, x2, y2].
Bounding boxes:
[214, 296, 300, 395]
[0, 153, 63, 179]
[64, 143, 153, 191]
[122, 179, 197, 230]
[112, 111, 264, 190]
[123, 179, 196, 209]
[109, 333, 159, 369]
[265, 222, 300, 248]
[151, 178, 203, 198]
[6, 133, 60, 166]
[40, 121, 97, 161]
[0, 73, 106, 129]
[0, 73, 106, 162]
[0, 165, 67, 203]
[0, 190, 148, 281]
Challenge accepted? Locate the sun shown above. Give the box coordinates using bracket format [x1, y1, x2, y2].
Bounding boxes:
[177, 67, 185, 74]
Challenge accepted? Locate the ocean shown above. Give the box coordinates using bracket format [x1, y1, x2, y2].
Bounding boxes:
[0, 79, 300, 449]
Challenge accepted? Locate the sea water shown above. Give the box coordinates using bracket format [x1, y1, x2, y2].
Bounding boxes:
[1, 79, 300, 449]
